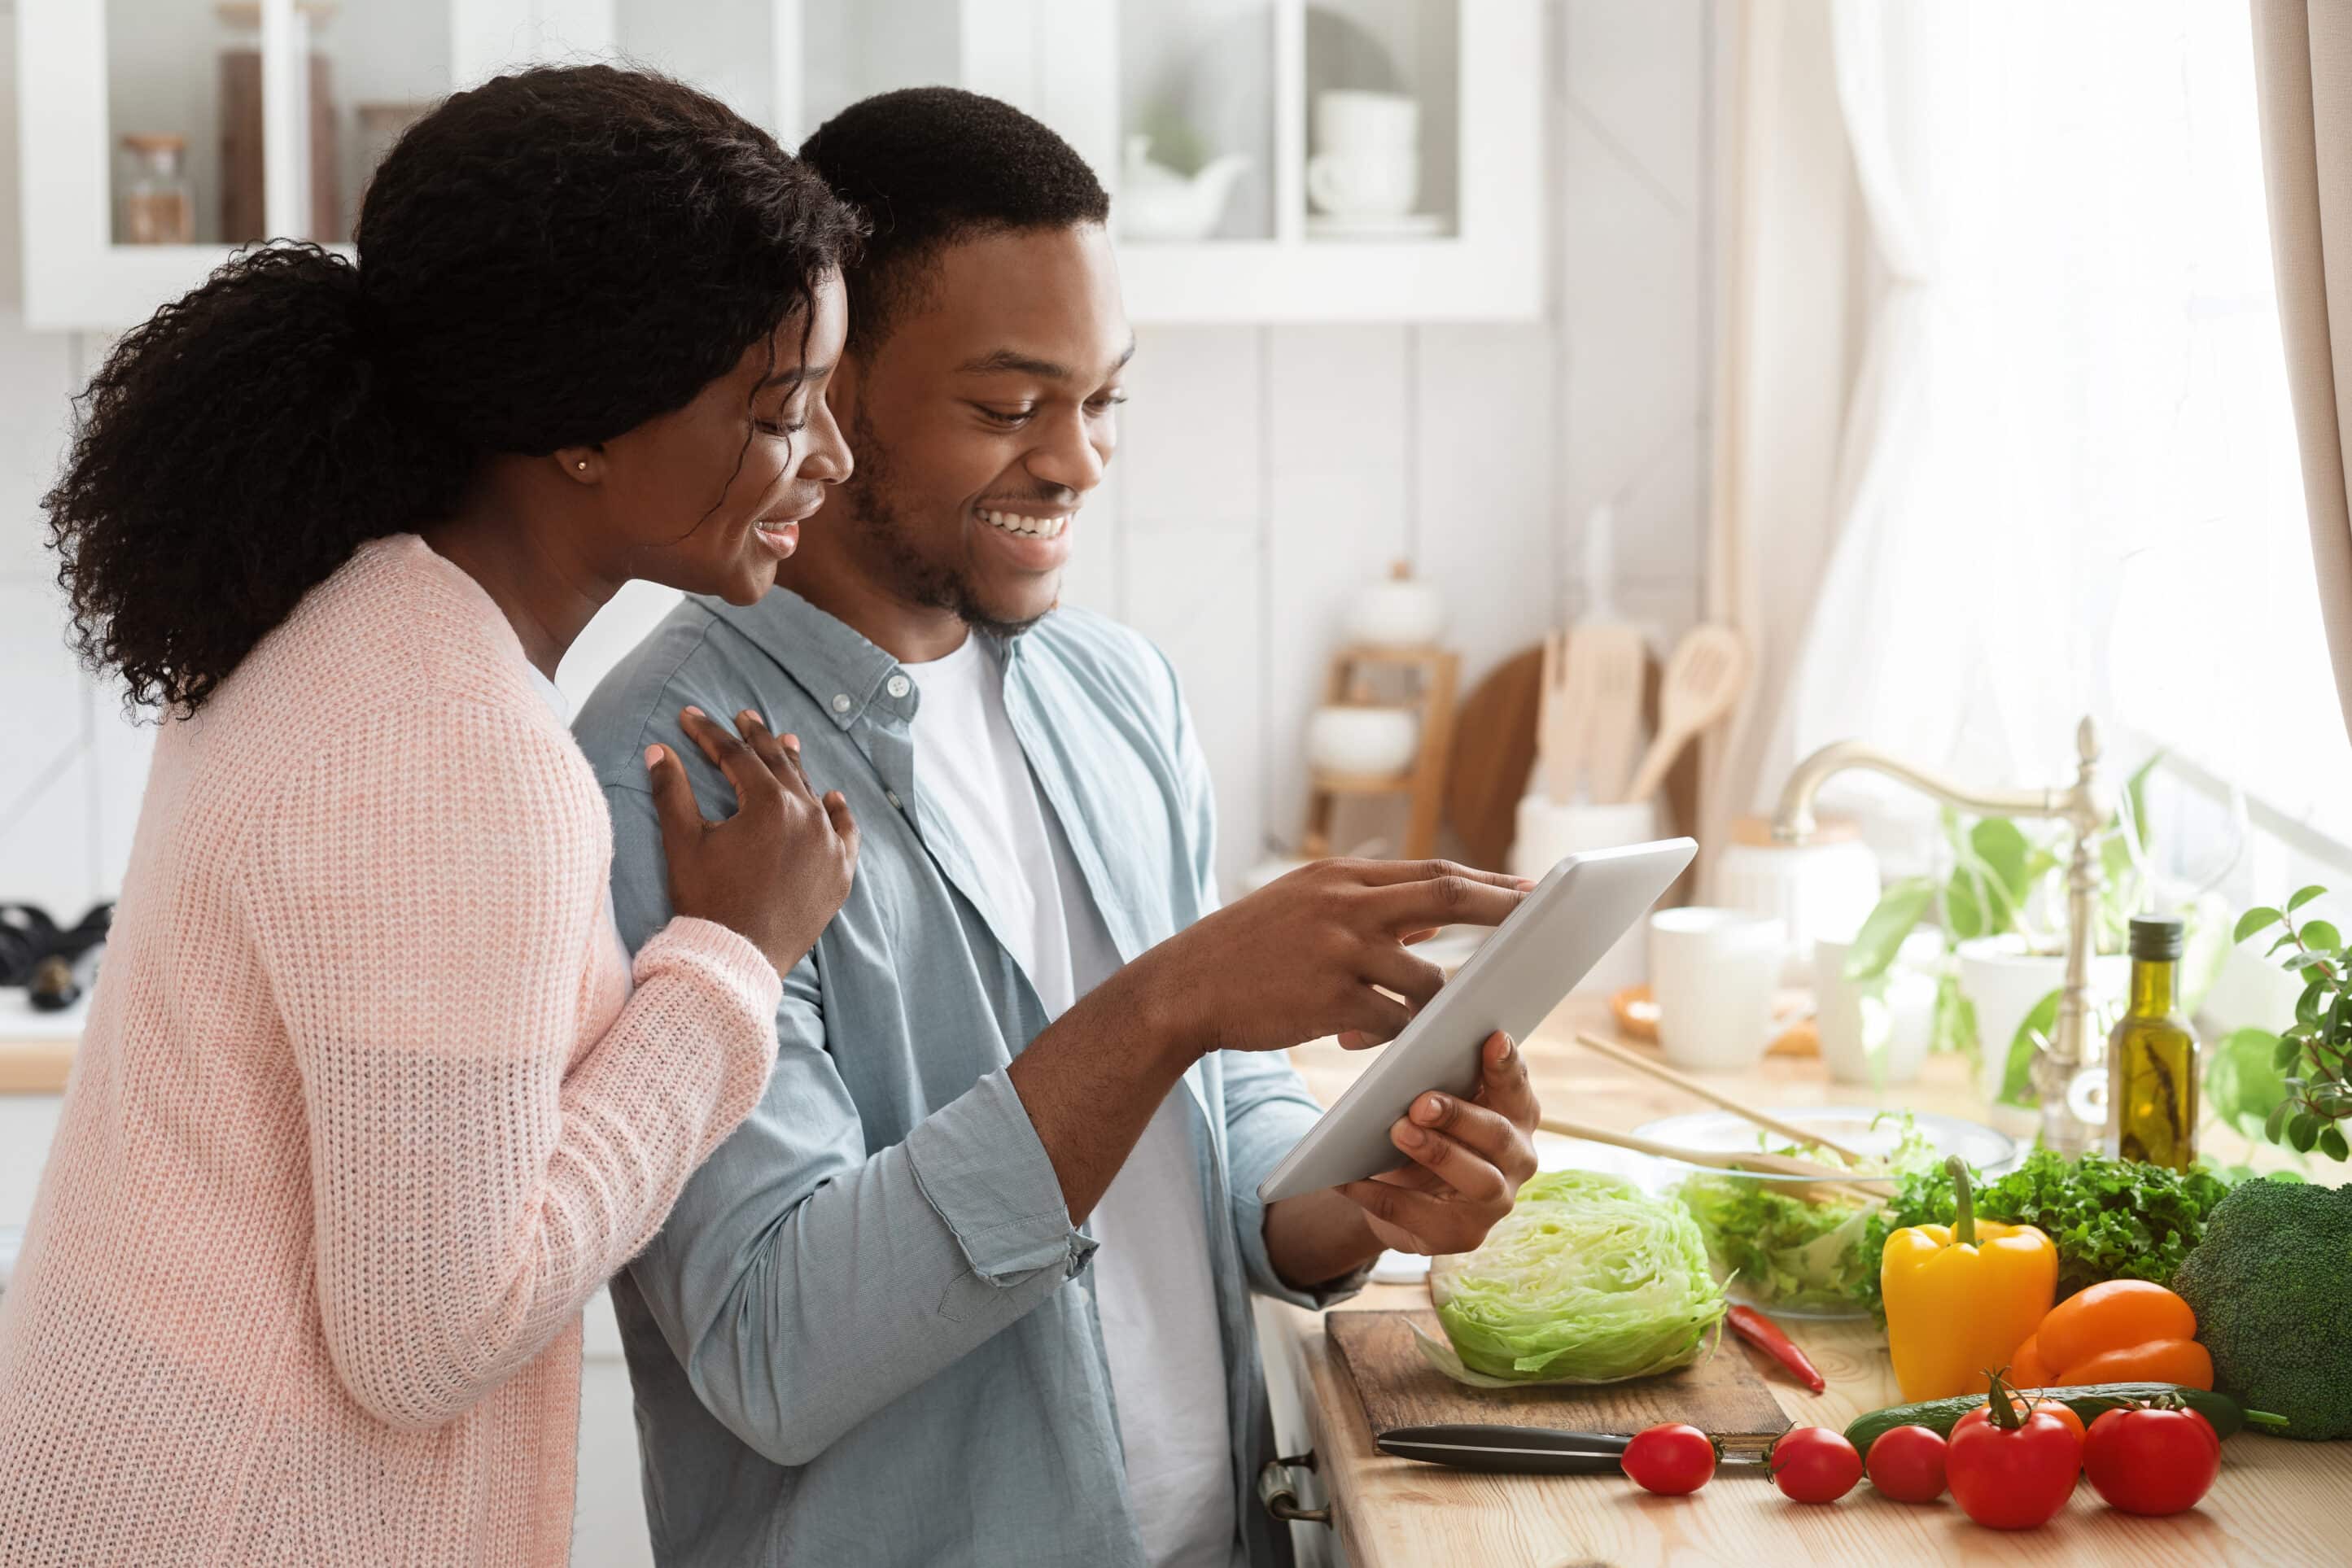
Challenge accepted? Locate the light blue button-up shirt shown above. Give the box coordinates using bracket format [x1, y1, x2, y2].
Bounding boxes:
[572, 588, 1360, 1568]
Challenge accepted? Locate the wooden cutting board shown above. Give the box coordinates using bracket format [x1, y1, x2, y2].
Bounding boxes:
[1327, 1310, 1792, 1455]
[1442, 644, 1544, 870]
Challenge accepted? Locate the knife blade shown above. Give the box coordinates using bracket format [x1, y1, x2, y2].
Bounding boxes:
[1375, 1423, 1770, 1476]
[1373, 1424, 1629, 1474]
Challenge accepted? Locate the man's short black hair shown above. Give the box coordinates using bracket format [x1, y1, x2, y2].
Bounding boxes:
[799, 86, 1110, 350]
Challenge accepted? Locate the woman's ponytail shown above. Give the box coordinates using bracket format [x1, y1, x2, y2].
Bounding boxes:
[46, 242, 468, 715]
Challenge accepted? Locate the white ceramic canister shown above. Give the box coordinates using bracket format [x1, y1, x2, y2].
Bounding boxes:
[1509, 797, 1664, 993]
[1342, 561, 1445, 649]
[1712, 815, 1882, 984]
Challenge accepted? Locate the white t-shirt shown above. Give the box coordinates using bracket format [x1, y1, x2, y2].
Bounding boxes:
[907, 634, 1237, 1568]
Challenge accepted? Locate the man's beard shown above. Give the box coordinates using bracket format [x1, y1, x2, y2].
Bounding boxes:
[843, 404, 1050, 641]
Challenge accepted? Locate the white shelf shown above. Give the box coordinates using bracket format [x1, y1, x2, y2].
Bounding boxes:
[1117, 235, 1540, 324]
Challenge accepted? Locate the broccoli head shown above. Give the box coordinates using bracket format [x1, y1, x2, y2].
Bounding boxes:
[2171, 1177, 2352, 1440]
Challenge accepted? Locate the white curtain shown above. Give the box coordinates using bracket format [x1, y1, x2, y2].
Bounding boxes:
[1751, 2, 2314, 845]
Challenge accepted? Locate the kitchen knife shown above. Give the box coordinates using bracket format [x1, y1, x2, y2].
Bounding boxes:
[1374, 1424, 1630, 1474]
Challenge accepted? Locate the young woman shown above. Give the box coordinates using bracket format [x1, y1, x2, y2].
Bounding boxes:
[0, 66, 860, 1565]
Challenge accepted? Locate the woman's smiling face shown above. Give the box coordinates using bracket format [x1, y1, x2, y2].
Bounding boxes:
[597, 270, 855, 605]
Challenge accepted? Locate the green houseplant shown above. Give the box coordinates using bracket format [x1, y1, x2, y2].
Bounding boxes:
[2223, 889, 2352, 1162]
[1838, 758, 2224, 1107]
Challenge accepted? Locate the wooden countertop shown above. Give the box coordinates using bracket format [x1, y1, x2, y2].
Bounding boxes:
[1266, 994, 2350, 1567]
[0, 993, 80, 1094]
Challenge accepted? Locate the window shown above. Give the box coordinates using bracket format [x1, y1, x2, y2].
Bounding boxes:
[1836, 2, 2351, 867]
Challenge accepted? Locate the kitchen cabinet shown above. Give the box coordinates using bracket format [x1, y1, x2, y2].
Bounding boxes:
[20, 0, 1542, 330]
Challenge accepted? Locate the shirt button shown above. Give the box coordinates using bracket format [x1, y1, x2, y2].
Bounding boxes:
[885, 674, 912, 699]
[830, 693, 852, 714]
[885, 791, 903, 810]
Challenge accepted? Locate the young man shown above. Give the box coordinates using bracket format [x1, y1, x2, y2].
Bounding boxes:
[573, 88, 1543, 1567]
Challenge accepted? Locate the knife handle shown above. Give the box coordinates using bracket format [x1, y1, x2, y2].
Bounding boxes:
[1375, 1424, 1631, 1475]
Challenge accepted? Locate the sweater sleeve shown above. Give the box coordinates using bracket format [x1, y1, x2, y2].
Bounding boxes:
[238, 699, 781, 1432]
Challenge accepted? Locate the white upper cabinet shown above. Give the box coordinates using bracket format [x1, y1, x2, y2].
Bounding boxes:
[19, 0, 1542, 330]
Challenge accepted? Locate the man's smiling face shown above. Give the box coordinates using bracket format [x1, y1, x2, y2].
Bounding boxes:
[826, 222, 1132, 637]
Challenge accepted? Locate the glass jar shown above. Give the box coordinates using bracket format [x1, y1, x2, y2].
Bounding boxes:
[119, 133, 194, 245]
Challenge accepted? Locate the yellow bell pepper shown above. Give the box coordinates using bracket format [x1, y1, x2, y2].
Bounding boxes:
[1882, 1156, 2057, 1402]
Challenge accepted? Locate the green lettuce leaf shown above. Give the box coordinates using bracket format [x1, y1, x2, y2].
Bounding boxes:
[1427, 1170, 1725, 1385]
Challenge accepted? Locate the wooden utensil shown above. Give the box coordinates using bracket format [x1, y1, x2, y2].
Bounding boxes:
[1620, 624, 1751, 805]
[1327, 1310, 1791, 1455]
[1534, 1114, 1891, 1197]
[1573, 623, 1647, 804]
[1534, 630, 1588, 804]
[1442, 644, 1544, 869]
[1570, 1029, 1871, 1164]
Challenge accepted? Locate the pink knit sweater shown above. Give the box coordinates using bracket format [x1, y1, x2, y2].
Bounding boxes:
[0, 535, 781, 1566]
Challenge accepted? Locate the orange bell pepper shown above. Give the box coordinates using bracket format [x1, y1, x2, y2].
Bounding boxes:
[2007, 1278, 2213, 1391]
[1882, 1157, 2058, 1402]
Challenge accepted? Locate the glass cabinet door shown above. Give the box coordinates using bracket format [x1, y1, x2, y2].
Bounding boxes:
[1301, 0, 1458, 241]
[1117, 1, 1276, 244]
[105, 0, 451, 249]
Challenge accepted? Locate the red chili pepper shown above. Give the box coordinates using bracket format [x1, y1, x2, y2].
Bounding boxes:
[1728, 1304, 1825, 1393]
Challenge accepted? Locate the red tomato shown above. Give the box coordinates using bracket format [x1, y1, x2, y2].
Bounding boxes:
[1947, 1401, 2082, 1530]
[2082, 1407, 2220, 1516]
[1957, 1398, 2085, 1447]
[1620, 1423, 1717, 1496]
[1769, 1426, 1862, 1505]
[1865, 1424, 1948, 1503]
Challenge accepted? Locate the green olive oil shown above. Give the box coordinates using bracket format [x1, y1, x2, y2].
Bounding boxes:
[2105, 915, 2199, 1170]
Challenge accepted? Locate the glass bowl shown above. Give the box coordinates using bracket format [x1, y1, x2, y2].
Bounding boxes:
[1632, 1107, 2018, 1321]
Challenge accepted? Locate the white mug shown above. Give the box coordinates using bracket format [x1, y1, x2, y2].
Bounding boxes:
[1314, 90, 1419, 153]
[1812, 933, 1936, 1086]
[1307, 150, 1417, 219]
[1649, 908, 1785, 1072]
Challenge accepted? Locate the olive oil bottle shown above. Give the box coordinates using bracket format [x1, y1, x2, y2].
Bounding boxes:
[2105, 915, 2199, 1170]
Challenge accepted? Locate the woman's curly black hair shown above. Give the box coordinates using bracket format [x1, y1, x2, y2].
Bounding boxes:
[46, 63, 863, 715]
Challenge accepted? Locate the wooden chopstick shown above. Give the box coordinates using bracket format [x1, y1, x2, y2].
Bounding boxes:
[1535, 1115, 1891, 1199]
[1572, 1029, 1874, 1166]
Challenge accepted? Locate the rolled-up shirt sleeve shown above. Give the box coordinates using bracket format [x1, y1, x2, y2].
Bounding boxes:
[602, 779, 1092, 1469]
[1220, 1049, 1371, 1309]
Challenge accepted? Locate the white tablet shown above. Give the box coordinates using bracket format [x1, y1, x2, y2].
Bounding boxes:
[1256, 837, 1696, 1204]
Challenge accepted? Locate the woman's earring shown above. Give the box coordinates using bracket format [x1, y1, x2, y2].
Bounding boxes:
[574, 459, 588, 472]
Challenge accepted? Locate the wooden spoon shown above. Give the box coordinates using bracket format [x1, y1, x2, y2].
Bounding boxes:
[1620, 624, 1750, 805]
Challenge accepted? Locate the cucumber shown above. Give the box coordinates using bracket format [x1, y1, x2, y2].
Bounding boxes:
[1845, 1382, 2282, 1457]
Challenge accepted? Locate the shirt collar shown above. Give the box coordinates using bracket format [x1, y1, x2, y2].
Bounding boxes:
[709, 587, 1025, 730]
